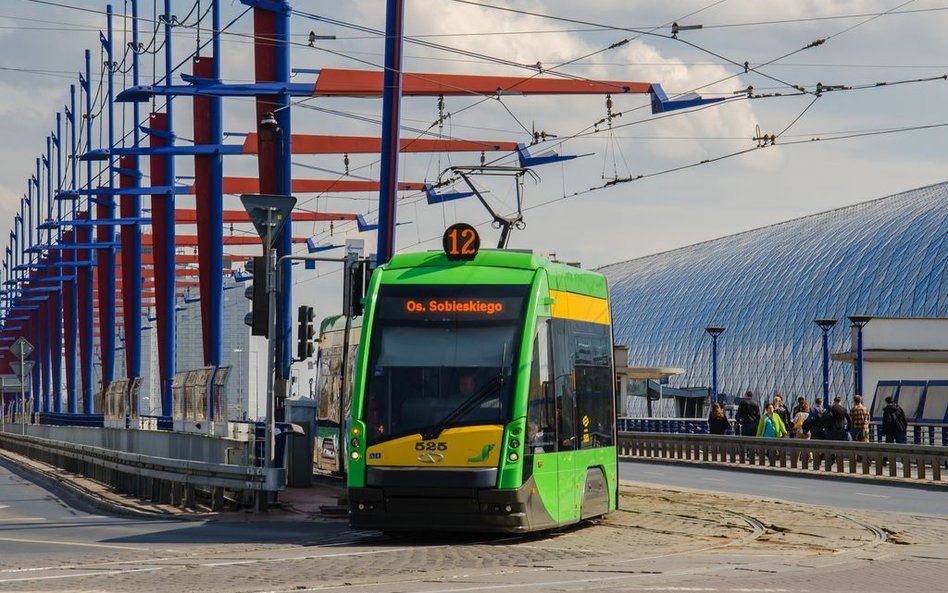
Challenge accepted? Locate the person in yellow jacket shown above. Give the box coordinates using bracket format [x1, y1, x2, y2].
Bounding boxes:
[756, 402, 788, 438]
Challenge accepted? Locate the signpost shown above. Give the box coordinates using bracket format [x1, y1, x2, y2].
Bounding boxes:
[240, 194, 296, 510]
[9, 337, 34, 434]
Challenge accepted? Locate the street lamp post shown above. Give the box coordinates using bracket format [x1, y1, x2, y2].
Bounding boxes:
[704, 326, 726, 403]
[814, 318, 838, 403]
[848, 315, 871, 400]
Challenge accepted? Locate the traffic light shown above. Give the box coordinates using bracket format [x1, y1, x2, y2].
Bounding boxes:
[243, 256, 269, 337]
[344, 258, 373, 318]
[297, 305, 315, 360]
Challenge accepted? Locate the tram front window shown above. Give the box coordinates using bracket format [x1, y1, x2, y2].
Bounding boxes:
[362, 284, 529, 445]
[364, 323, 520, 444]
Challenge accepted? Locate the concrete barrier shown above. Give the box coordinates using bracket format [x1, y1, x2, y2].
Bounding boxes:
[618, 432, 946, 483]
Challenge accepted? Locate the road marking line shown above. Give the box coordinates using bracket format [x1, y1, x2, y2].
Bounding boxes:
[200, 547, 415, 567]
[853, 493, 889, 498]
[0, 567, 162, 584]
[0, 536, 154, 551]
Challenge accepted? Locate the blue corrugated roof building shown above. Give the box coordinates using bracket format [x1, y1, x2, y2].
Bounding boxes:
[599, 181, 948, 403]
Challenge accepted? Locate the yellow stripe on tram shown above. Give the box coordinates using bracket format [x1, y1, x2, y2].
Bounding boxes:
[549, 290, 610, 325]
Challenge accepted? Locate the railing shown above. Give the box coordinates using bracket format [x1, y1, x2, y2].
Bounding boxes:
[617, 432, 947, 483]
[618, 418, 948, 446]
[0, 427, 284, 510]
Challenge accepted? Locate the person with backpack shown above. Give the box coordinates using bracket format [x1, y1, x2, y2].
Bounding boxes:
[881, 396, 908, 444]
[735, 391, 760, 437]
[804, 397, 827, 440]
[827, 396, 852, 441]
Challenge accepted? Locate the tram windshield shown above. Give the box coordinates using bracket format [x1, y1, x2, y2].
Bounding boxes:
[363, 284, 529, 445]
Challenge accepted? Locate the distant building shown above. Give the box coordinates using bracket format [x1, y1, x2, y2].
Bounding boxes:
[600, 182, 948, 408]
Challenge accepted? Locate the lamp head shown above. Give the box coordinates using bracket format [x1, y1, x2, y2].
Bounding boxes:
[704, 325, 726, 337]
[814, 318, 838, 331]
[848, 315, 871, 328]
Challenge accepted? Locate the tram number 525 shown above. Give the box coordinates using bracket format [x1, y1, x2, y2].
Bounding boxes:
[415, 441, 448, 451]
[443, 223, 480, 261]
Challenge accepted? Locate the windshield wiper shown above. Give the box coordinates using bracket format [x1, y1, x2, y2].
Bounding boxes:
[420, 374, 504, 440]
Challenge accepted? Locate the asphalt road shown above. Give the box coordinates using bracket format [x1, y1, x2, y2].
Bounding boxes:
[620, 459, 947, 515]
[3, 456, 947, 592]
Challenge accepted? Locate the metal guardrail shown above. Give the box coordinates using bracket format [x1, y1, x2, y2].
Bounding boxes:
[618, 432, 947, 483]
[0, 429, 285, 510]
[618, 418, 948, 446]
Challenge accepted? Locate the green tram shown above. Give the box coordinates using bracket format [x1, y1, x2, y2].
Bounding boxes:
[346, 242, 618, 532]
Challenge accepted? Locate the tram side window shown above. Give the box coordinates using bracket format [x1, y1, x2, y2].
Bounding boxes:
[573, 328, 614, 449]
[551, 320, 577, 451]
[526, 319, 556, 454]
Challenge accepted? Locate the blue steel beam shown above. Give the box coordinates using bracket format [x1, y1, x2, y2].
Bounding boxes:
[120, 0, 143, 412]
[158, 0, 177, 416]
[66, 83, 79, 413]
[97, 6, 117, 393]
[376, 0, 405, 265]
[80, 49, 95, 413]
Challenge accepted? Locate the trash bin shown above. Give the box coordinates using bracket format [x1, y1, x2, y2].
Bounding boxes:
[284, 398, 318, 487]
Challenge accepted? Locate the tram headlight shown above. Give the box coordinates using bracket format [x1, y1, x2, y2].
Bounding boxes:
[351, 438, 360, 448]
[509, 439, 520, 449]
[350, 451, 361, 461]
[508, 452, 519, 462]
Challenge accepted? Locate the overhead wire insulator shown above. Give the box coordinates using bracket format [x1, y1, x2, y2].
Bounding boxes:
[344, 153, 349, 176]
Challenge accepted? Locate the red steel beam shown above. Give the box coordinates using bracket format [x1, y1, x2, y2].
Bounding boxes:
[312, 68, 653, 97]
[241, 133, 518, 154]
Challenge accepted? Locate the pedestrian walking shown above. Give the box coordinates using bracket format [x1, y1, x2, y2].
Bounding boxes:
[756, 403, 787, 438]
[792, 400, 810, 439]
[707, 402, 731, 435]
[850, 395, 870, 442]
[735, 391, 760, 437]
[804, 397, 827, 440]
[827, 396, 852, 441]
[773, 394, 792, 437]
[881, 396, 908, 444]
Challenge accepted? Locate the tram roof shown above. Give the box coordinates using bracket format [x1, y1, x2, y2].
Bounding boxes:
[383, 249, 608, 299]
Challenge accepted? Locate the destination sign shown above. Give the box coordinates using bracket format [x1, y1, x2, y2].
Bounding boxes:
[405, 298, 506, 316]
[374, 285, 529, 322]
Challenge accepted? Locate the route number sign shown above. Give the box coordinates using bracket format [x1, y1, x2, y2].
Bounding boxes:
[443, 223, 480, 261]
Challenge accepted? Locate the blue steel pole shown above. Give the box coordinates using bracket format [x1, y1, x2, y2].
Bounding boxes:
[275, 0, 293, 394]
[101, 4, 117, 392]
[52, 115, 63, 413]
[43, 137, 53, 413]
[81, 49, 95, 413]
[126, 0, 142, 408]
[375, 0, 405, 265]
[711, 335, 718, 403]
[855, 327, 864, 398]
[821, 328, 830, 402]
[27, 181, 33, 263]
[66, 84, 78, 414]
[160, 0, 176, 418]
[207, 0, 224, 420]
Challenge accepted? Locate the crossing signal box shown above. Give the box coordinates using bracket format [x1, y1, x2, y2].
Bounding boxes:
[243, 255, 269, 337]
[297, 305, 315, 360]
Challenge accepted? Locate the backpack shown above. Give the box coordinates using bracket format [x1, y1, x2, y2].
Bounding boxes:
[821, 407, 836, 432]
